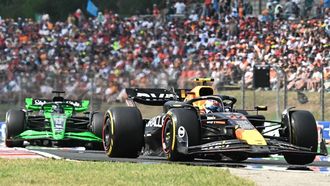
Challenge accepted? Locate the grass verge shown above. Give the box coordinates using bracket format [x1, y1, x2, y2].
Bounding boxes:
[0, 159, 254, 186]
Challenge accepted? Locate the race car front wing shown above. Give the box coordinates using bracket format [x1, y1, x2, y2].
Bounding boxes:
[186, 139, 328, 157]
[11, 130, 102, 142]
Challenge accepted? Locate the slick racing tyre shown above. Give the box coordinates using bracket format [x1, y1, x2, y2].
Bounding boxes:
[103, 107, 144, 158]
[283, 110, 318, 165]
[91, 112, 104, 138]
[162, 108, 200, 161]
[5, 110, 25, 147]
[89, 112, 104, 150]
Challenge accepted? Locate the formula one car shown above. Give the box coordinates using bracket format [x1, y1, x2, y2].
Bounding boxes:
[5, 91, 103, 149]
[102, 78, 328, 165]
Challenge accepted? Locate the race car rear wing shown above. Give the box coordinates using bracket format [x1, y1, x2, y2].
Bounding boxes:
[25, 98, 89, 112]
[126, 88, 189, 106]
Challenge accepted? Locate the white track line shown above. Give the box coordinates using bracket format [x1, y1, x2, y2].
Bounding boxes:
[28, 149, 62, 160]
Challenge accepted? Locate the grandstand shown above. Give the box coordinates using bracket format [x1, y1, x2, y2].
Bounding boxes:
[0, 0, 329, 106]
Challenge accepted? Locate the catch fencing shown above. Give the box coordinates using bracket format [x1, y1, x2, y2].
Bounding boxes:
[0, 69, 328, 121]
[229, 65, 329, 121]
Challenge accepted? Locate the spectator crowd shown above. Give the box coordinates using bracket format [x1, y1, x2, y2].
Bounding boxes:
[0, 0, 329, 103]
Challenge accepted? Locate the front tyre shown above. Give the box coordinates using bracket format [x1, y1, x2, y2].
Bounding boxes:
[283, 110, 318, 165]
[5, 110, 25, 147]
[162, 108, 200, 161]
[103, 107, 144, 158]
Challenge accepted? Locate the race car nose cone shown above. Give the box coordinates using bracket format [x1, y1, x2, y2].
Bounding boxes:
[235, 129, 267, 146]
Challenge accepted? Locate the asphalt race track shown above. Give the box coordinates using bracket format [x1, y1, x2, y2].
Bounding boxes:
[27, 147, 330, 173]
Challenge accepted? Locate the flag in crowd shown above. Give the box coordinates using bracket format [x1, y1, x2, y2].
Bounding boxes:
[87, 0, 99, 17]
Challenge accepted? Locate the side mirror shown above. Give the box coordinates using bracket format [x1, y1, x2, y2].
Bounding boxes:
[255, 106, 267, 111]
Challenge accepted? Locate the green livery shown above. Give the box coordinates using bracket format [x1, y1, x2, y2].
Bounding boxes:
[5, 91, 104, 150]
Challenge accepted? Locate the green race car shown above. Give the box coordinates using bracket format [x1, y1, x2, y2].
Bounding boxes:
[5, 91, 103, 149]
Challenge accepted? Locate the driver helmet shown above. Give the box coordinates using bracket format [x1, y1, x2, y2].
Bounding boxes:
[52, 104, 64, 113]
[204, 100, 222, 113]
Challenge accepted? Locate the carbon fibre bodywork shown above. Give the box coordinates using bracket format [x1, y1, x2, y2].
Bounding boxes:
[5, 91, 102, 148]
[142, 105, 327, 158]
[105, 78, 327, 164]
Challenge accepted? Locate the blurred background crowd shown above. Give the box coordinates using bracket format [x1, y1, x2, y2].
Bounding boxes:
[0, 0, 329, 103]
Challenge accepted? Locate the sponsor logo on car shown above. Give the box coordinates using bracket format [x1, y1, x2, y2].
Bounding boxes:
[64, 100, 81, 107]
[137, 92, 176, 100]
[146, 115, 164, 128]
[33, 99, 47, 105]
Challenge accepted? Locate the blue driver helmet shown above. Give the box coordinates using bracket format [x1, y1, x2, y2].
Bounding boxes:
[204, 100, 222, 113]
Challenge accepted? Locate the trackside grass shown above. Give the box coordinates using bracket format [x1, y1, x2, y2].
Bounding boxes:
[0, 159, 254, 186]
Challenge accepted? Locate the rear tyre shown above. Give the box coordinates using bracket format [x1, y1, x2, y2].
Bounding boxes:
[283, 110, 317, 165]
[91, 112, 104, 138]
[89, 112, 104, 150]
[5, 110, 25, 147]
[162, 108, 200, 161]
[103, 107, 144, 158]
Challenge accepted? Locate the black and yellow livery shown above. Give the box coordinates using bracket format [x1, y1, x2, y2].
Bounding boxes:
[102, 78, 328, 165]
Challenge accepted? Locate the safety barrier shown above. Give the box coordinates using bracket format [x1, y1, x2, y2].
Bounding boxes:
[318, 121, 330, 143]
[256, 121, 330, 144]
[0, 122, 5, 142]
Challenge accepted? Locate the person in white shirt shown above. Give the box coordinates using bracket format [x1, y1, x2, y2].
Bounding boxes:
[174, 1, 186, 14]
